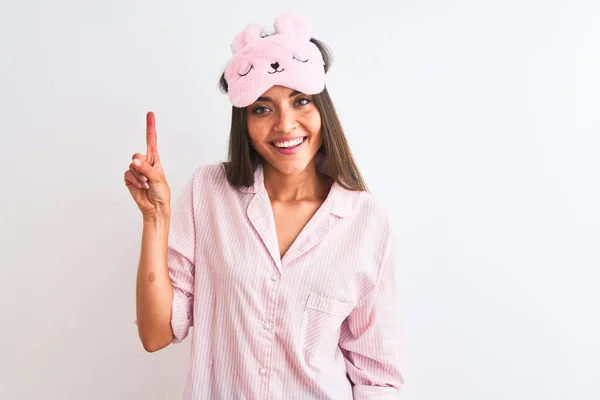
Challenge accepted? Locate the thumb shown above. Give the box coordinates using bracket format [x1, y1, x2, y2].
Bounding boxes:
[132, 157, 162, 182]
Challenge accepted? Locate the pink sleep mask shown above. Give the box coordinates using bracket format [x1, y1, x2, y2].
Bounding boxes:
[223, 14, 326, 108]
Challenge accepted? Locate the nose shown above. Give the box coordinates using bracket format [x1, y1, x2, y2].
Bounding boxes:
[270, 62, 280, 70]
[273, 109, 297, 134]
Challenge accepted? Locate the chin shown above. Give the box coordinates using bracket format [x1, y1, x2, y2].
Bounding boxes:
[268, 159, 311, 175]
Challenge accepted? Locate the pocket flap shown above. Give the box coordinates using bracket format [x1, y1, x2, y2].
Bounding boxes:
[305, 293, 355, 316]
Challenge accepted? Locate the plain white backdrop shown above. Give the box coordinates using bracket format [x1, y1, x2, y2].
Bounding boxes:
[1, 0, 598, 399]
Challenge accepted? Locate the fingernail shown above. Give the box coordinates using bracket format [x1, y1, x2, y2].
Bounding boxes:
[140, 175, 147, 182]
[133, 159, 141, 167]
[144, 182, 150, 189]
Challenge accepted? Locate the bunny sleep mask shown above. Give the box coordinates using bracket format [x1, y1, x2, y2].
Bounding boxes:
[223, 13, 326, 108]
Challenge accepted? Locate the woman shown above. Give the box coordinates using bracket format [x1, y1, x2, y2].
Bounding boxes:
[125, 13, 403, 399]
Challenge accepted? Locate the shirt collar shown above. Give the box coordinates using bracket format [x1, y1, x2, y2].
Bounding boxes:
[237, 153, 351, 218]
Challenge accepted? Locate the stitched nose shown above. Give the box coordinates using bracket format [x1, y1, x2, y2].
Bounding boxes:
[270, 62, 280, 70]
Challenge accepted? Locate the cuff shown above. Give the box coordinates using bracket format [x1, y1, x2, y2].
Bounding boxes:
[170, 288, 193, 343]
[352, 386, 401, 399]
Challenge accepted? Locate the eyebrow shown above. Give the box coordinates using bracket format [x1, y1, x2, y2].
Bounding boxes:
[256, 90, 302, 102]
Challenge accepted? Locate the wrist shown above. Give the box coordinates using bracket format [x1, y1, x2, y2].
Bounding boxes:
[142, 204, 171, 222]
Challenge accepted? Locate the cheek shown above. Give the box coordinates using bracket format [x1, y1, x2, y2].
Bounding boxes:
[246, 118, 269, 140]
[303, 109, 322, 136]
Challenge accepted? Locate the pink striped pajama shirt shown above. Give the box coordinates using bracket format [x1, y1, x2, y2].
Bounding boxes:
[161, 154, 403, 399]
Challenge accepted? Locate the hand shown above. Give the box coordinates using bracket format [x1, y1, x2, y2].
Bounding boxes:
[124, 111, 171, 217]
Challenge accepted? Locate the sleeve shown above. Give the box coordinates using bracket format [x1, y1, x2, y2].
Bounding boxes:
[167, 172, 198, 343]
[338, 232, 405, 399]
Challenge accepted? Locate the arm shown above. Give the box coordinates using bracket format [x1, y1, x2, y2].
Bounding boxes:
[136, 207, 175, 352]
[136, 173, 197, 351]
[339, 233, 404, 398]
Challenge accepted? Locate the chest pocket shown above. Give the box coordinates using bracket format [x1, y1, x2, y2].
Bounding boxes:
[299, 293, 355, 356]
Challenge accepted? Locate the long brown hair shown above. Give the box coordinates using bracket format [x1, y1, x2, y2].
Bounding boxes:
[219, 38, 368, 192]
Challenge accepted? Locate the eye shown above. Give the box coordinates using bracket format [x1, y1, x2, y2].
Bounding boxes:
[292, 55, 308, 63]
[295, 98, 311, 107]
[239, 65, 254, 77]
[251, 106, 270, 115]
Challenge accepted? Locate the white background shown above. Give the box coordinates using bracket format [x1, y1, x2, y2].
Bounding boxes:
[1, 1, 598, 399]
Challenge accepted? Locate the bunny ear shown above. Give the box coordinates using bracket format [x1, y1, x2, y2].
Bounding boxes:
[274, 13, 311, 40]
[231, 23, 263, 53]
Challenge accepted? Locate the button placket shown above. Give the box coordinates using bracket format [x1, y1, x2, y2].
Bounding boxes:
[260, 270, 279, 397]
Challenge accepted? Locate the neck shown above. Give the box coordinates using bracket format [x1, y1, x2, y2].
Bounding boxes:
[263, 159, 330, 202]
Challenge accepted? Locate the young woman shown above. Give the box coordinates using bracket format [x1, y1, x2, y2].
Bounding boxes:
[125, 13, 403, 399]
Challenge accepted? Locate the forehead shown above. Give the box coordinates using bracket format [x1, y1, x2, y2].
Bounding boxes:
[260, 85, 298, 98]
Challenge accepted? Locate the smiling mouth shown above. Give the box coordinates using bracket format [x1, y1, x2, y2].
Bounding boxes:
[270, 136, 307, 148]
[268, 68, 285, 74]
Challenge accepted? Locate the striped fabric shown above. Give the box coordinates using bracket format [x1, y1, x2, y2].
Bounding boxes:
[163, 154, 403, 399]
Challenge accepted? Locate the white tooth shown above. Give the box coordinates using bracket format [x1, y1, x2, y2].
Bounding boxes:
[275, 138, 303, 148]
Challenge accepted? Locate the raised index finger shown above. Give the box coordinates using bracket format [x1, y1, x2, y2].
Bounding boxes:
[146, 111, 158, 156]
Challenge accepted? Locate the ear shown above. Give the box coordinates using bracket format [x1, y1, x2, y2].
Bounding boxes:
[274, 13, 311, 41]
[231, 23, 263, 53]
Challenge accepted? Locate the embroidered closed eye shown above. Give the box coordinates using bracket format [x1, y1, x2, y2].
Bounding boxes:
[239, 65, 254, 77]
[292, 55, 308, 63]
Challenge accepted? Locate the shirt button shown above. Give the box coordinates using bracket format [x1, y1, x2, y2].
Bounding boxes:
[259, 368, 267, 375]
[270, 274, 277, 281]
[263, 322, 270, 329]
